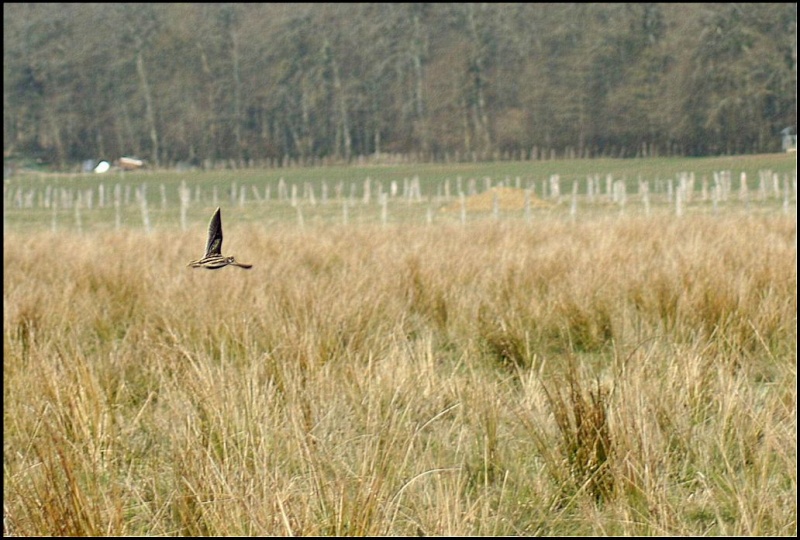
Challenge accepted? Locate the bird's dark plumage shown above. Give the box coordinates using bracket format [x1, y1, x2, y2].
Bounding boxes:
[187, 207, 252, 269]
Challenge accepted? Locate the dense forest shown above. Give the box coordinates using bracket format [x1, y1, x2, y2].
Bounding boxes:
[3, 3, 797, 170]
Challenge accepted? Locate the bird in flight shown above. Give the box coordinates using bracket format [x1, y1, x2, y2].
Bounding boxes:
[187, 207, 252, 269]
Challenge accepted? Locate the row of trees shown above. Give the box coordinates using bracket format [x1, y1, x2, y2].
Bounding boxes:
[3, 3, 797, 169]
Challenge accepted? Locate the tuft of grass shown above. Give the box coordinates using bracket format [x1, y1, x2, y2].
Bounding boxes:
[539, 359, 614, 503]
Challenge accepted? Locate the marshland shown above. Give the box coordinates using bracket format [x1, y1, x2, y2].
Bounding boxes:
[3, 155, 796, 535]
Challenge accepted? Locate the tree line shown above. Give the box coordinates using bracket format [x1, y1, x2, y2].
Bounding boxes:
[3, 3, 797, 169]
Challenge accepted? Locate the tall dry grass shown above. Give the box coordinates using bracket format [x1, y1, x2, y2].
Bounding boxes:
[3, 213, 796, 535]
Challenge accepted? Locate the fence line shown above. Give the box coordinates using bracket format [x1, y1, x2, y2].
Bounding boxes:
[5, 168, 796, 233]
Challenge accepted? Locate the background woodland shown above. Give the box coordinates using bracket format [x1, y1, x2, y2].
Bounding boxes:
[3, 3, 797, 169]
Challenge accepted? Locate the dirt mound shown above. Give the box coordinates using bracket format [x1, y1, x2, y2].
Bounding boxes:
[440, 186, 551, 213]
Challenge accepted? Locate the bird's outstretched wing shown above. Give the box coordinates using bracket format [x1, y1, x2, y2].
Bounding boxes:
[205, 207, 223, 257]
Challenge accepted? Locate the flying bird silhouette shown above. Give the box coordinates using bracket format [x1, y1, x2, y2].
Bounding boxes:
[187, 207, 252, 269]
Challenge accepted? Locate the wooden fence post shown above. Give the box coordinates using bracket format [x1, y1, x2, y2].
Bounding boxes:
[363, 177, 371, 204]
[138, 183, 151, 233]
[783, 174, 790, 215]
[739, 172, 749, 211]
[51, 194, 58, 232]
[74, 190, 83, 234]
[179, 180, 190, 231]
[639, 179, 650, 216]
[570, 180, 578, 220]
[114, 184, 122, 230]
[524, 189, 532, 224]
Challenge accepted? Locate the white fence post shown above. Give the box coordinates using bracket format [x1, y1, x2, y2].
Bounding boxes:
[114, 184, 122, 230]
[524, 189, 532, 223]
[138, 183, 151, 233]
[179, 180, 190, 231]
[363, 177, 371, 205]
[74, 190, 83, 234]
[570, 180, 578, 220]
[51, 194, 58, 232]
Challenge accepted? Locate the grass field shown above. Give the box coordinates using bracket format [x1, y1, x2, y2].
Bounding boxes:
[4, 153, 797, 231]
[3, 155, 797, 535]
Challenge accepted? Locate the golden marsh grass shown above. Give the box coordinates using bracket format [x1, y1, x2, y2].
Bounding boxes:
[3, 212, 797, 535]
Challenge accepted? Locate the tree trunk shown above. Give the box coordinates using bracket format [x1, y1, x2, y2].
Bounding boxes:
[231, 25, 243, 163]
[135, 42, 160, 167]
[330, 51, 352, 162]
[466, 4, 492, 155]
[410, 6, 429, 155]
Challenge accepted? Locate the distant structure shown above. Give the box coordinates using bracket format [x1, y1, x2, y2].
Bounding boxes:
[94, 160, 111, 173]
[780, 127, 796, 153]
[117, 156, 145, 170]
[89, 156, 144, 173]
